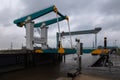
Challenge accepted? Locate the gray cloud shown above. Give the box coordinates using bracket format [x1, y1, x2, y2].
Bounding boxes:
[99, 15, 120, 31]
[0, 0, 120, 49]
[100, 0, 120, 15]
[0, 0, 25, 27]
[0, 8, 13, 27]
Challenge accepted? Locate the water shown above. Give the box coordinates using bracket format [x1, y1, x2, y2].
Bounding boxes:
[1, 53, 120, 80]
[62, 53, 99, 67]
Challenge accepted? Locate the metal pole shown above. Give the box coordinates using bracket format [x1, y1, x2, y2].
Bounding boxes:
[56, 32, 59, 48]
[11, 42, 13, 50]
[115, 40, 117, 47]
[95, 33, 97, 49]
[63, 54, 66, 63]
[56, 13, 61, 42]
[76, 39, 82, 73]
[79, 56, 81, 73]
[67, 20, 73, 48]
[104, 37, 107, 49]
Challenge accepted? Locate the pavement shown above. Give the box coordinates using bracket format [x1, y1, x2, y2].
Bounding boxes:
[56, 74, 109, 80]
[56, 67, 120, 80]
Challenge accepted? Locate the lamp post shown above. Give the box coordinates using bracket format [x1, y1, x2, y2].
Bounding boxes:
[115, 40, 117, 47]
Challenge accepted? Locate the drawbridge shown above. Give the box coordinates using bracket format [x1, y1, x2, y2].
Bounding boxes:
[0, 5, 118, 75]
[14, 5, 76, 55]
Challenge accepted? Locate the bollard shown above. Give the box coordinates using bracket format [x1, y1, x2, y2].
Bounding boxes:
[104, 37, 107, 49]
[80, 43, 83, 55]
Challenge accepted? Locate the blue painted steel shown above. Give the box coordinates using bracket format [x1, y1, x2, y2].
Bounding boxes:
[57, 12, 66, 18]
[64, 48, 76, 54]
[14, 5, 55, 26]
[36, 48, 93, 54]
[43, 49, 58, 53]
[14, 5, 67, 27]
[83, 49, 94, 53]
[34, 16, 66, 28]
[39, 48, 76, 54]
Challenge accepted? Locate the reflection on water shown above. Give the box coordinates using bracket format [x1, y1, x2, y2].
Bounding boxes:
[81, 54, 100, 67]
[58, 53, 100, 76]
[61, 53, 99, 68]
[0, 53, 100, 80]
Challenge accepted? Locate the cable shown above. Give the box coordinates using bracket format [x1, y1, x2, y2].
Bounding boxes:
[67, 20, 73, 48]
[37, 28, 41, 37]
[56, 12, 61, 42]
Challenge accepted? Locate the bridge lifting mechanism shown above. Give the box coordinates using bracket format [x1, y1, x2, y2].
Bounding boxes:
[14, 5, 76, 54]
[13, 6, 107, 76]
[58, 28, 102, 78]
[57, 27, 102, 49]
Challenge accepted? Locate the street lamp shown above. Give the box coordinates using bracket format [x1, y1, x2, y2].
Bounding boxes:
[115, 40, 117, 47]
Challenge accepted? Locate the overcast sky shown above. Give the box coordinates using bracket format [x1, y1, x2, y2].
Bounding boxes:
[0, 0, 120, 49]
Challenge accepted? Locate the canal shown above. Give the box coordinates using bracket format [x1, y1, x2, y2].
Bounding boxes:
[0, 53, 120, 80]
